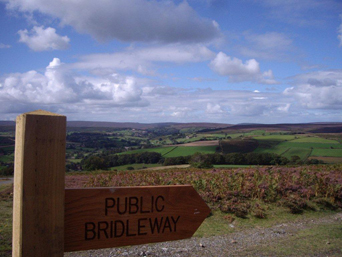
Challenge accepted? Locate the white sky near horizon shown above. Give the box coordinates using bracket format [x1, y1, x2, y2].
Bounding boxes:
[0, 0, 342, 124]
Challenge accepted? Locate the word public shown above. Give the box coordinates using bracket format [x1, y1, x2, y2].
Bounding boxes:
[84, 195, 181, 240]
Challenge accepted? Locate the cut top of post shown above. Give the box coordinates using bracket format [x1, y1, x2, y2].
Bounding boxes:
[21, 109, 65, 116]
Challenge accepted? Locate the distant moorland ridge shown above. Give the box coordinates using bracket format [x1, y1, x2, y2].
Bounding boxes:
[0, 120, 342, 133]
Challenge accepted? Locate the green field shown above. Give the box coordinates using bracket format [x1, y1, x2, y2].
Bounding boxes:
[0, 155, 14, 163]
[254, 143, 288, 155]
[290, 137, 339, 144]
[279, 142, 342, 149]
[119, 146, 177, 156]
[253, 135, 342, 162]
[121, 145, 218, 157]
[253, 135, 299, 141]
[281, 147, 312, 160]
[118, 132, 342, 164]
[176, 136, 205, 143]
[311, 149, 342, 157]
[1, 126, 342, 171]
[243, 130, 268, 136]
[0, 146, 14, 152]
[163, 146, 218, 157]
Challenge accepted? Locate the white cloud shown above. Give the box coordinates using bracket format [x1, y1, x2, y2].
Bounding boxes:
[230, 104, 267, 116]
[169, 107, 192, 118]
[206, 103, 224, 114]
[239, 32, 293, 60]
[139, 87, 297, 123]
[2, 58, 340, 123]
[18, 26, 70, 51]
[74, 44, 215, 75]
[0, 43, 11, 49]
[289, 70, 342, 86]
[0, 58, 148, 114]
[7, 0, 220, 43]
[338, 14, 342, 47]
[248, 32, 292, 50]
[277, 104, 291, 112]
[143, 86, 177, 96]
[134, 44, 215, 63]
[284, 70, 342, 109]
[1, 59, 334, 123]
[209, 52, 278, 84]
[284, 84, 342, 109]
[171, 111, 187, 118]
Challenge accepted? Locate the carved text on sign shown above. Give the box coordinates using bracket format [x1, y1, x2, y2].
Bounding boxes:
[64, 186, 211, 252]
[84, 196, 180, 240]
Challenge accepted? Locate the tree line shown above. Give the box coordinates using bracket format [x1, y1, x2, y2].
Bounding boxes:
[76, 151, 324, 171]
[80, 152, 163, 171]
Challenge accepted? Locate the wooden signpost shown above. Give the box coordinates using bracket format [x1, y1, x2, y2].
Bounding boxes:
[13, 110, 66, 257]
[12, 110, 210, 256]
[65, 186, 210, 252]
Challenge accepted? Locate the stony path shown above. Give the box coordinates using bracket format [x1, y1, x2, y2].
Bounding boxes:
[0, 178, 13, 186]
[65, 212, 342, 257]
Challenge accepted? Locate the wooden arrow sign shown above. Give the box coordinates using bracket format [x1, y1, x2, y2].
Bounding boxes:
[64, 185, 210, 252]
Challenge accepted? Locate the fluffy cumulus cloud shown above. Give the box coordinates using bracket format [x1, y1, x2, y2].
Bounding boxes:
[18, 26, 70, 51]
[0, 58, 148, 114]
[170, 107, 192, 118]
[284, 70, 342, 109]
[74, 44, 215, 75]
[277, 103, 291, 113]
[0, 57, 319, 123]
[206, 103, 224, 114]
[284, 84, 342, 109]
[209, 52, 278, 84]
[6, 0, 220, 43]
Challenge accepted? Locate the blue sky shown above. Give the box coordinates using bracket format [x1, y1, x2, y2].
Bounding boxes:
[0, 0, 342, 124]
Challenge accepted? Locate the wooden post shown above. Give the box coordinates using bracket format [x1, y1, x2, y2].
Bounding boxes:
[12, 110, 66, 257]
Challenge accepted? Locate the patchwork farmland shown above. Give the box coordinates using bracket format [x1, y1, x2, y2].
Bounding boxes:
[1, 121, 342, 174]
[1, 121, 342, 256]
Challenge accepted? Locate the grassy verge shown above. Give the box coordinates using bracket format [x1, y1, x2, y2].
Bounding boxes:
[195, 205, 338, 237]
[0, 184, 12, 256]
[240, 222, 342, 256]
[0, 183, 12, 192]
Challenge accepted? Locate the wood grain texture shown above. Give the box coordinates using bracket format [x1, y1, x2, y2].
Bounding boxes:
[12, 110, 66, 257]
[65, 185, 210, 252]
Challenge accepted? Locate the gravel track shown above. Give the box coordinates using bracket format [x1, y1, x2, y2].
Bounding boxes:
[0, 178, 13, 186]
[65, 212, 342, 257]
